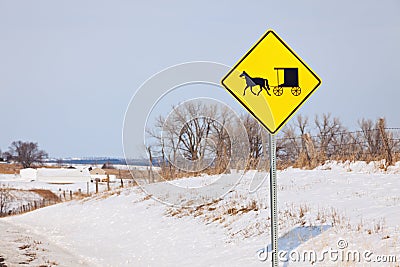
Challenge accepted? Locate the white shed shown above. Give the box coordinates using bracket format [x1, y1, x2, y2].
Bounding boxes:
[35, 168, 91, 183]
[20, 168, 38, 180]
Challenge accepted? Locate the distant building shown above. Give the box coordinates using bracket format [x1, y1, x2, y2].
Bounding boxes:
[89, 168, 116, 182]
[20, 166, 116, 183]
[89, 168, 106, 176]
[20, 168, 37, 180]
[20, 167, 91, 183]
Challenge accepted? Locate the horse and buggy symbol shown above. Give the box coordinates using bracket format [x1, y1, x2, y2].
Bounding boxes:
[240, 67, 301, 97]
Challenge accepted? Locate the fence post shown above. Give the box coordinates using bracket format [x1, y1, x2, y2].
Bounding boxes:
[378, 118, 392, 168]
[303, 133, 316, 167]
[70, 190, 73, 200]
[95, 179, 99, 193]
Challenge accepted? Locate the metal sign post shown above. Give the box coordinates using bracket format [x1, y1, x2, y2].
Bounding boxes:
[269, 134, 278, 267]
[220, 29, 321, 267]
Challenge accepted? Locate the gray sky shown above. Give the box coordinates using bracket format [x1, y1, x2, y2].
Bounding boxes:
[0, 0, 399, 158]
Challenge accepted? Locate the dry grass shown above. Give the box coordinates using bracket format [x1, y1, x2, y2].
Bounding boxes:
[0, 163, 22, 174]
[0, 163, 83, 174]
[29, 189, 60, 202]
[102, 168, 134, 179]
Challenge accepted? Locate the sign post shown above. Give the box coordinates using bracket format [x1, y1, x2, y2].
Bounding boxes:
[269, 134, 278, 267]
[221, 29, 321, 266]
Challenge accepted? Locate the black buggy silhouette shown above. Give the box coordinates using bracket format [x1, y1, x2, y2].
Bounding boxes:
[271, 68, 301, 96]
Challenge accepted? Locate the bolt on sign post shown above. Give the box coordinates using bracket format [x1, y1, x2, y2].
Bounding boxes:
[221, 29, 321, 267]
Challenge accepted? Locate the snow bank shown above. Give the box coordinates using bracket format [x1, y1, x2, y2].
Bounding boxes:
[316, 160, 400, 174]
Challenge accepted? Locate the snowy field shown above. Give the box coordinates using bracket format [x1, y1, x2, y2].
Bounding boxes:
[0, 174, 90, 193]
[0, 161, 399, 266]
[43, 163, 160, 171]
[0, 174, 134, 198]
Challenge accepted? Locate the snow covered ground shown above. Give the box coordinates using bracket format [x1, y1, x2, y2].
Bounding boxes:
[43, 163, 160, 172]
[0, 161, 399, 266]
[0, 174, 133, 198]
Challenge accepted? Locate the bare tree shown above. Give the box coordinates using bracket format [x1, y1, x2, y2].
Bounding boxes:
[357, 118, 398, 164]
[296, 114, 309, 153]
[209, 106, 232, 173]
[241, 114, 263, 168]
[0, 185, 11, 216]
[56, 158, 64, 167]
[314, 113, 344, 160]
[280, 124, 300, 164]
[279, 115, 310, 166]
[378, 118, 393, 166]
[296, 115, 309, 136]
[358, 118, 382, 157]
[147, 114, 179, 178]
[178, 117, 212, 161]
[7, 141, 48, 168]
[147, 102, 236, 177]
[330, 130, 359, 160]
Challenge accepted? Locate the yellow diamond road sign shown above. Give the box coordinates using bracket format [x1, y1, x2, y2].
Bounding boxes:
[221, 29, 321, 134]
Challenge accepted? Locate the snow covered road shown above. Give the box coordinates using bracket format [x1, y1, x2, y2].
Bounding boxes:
[0, 220, 88, 266]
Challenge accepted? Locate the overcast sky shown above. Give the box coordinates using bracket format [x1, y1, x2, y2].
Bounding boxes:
[0, 0, 399, 158]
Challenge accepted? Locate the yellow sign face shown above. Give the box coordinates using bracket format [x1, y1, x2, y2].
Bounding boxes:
[221, 30, 321, 134]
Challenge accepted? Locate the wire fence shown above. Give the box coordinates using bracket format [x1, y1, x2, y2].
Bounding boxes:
[276, 128, 400, 142]
[0, 179, 135, 218]
[4, 198, 59, 217]
[274, 127, 400, 168]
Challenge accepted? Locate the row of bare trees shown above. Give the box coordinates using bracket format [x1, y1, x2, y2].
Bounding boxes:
[147, 102, 239, 179]
[147, 102, 399, 179]
[278, 115, 399, 168]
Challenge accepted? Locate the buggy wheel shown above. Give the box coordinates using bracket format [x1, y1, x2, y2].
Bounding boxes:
[273, 87, 283, 96]
[291, 87, 301, 96]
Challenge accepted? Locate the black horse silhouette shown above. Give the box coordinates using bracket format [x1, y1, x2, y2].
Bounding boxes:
[240, 71, 271, 96]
